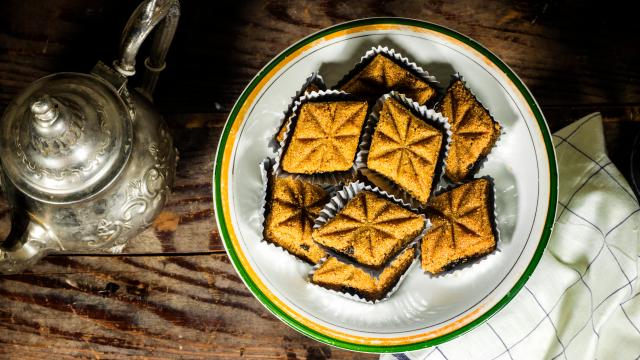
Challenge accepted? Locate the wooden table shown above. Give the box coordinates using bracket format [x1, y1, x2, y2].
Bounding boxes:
[0, 1, 638, 359]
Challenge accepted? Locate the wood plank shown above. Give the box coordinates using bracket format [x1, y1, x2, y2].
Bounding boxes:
[0, 254, 376, 359]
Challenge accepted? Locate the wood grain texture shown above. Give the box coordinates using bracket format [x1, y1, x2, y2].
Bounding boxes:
[0, 0, 639, 358]
[0, 254, 373, 359]
[2, 0, 639, 111]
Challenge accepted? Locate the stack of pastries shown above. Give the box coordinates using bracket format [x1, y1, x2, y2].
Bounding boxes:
[262, 47, 501, 302]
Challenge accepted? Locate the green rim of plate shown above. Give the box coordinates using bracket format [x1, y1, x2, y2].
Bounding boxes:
[213, 17, 558, 353]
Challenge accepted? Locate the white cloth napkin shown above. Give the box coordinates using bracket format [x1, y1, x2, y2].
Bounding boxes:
[384, 113, 640, 360]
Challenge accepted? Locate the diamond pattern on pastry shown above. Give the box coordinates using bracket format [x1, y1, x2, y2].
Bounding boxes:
[264, 176, 329, 264]
[421, 178, 497, 274]
[312, 190, 424, 268]
[437, 79, 501, 182]
[311, 246, 416, 302]
[281, 101, 368, 174]
[367, 97, 443, 204]
[339, 54, 436, 104]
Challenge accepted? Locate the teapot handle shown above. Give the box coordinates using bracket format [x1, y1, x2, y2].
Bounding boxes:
[113, 0, 180, 99]
[0, 169, 59, 274]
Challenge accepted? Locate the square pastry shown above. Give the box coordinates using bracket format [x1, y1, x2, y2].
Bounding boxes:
[421, 178, 497, 274]
[310, 246, 416, 302]
[339, 53, 437, 105]
[264, 176, 328, 264]
[281, 101, 368, 174]
[312, 190, 424, 268]
[367, 97, 444, 205]
[437, 79, 501, 182]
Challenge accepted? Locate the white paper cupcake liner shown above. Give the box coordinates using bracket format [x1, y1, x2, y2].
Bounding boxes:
[436, 73, 504, 185]
[259, 158, 337, 265]
[355, 91, 452, 208]
[333, 45, 441, 102]
[272, 90, 369, 185]
[420, 175, 501, 278]
[268, 73, 326, 151]
[312, 181, 430, 277]
[308, 244, 418, 304]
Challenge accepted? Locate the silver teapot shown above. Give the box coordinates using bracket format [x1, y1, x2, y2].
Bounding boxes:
[0, 0, 180, 273]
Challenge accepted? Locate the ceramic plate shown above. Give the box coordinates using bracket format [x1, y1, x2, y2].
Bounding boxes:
[213, 18, 558, 353]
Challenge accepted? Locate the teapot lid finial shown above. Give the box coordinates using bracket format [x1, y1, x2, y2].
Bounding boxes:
[31, 95, 59, 126]
[0, 73, 133, 203]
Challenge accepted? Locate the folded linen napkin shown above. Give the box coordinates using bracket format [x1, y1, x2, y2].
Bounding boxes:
[384, 113, 640, 360]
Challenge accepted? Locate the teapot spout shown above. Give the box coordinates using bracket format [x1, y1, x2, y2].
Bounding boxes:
[0, 214, 60, 274]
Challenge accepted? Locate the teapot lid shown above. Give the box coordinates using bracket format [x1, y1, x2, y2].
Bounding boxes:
[0, 71, 133, 203]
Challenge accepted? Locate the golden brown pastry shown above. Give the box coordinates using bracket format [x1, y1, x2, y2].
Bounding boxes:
[437, 79, 501, 182]
[367, 97, 443, 205]
[310, 246, 416, 301]
[339, 54, 436, 104]
[264, 176, 328, 264]
[312, 191, 424, 268]
[276, 82, 325, 144]
[281, 101, 368, 174]
[421, 178, 497, 274]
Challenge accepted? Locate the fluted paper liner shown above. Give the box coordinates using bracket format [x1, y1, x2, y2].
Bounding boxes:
[308, 244, 418, 304]
[311, 181, 429, 278]
[435, 73, 504, 186]
[273, 90, 371, 185]
[268, 73, 326, 151]
[333, 45, 441, 103]
[420, 175, 501, 278]
[355, 91, 452, 208]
